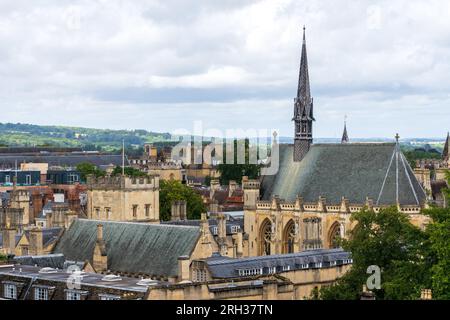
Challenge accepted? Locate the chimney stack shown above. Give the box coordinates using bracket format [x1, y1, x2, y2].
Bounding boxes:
[171, 200, 187, 221]
[217, 213, 227, 239]
[97, 224, 103, 241]
[93, 224, 107, 272]
[177, 255, 190, 282]
[2, 228, 17, 255]
[228, 180, 237, 198]
[210, 179, 220, 200]
[29, 227, 44, 256]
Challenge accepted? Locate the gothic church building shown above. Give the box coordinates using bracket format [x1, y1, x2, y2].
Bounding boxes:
[243, 29, 429, 257]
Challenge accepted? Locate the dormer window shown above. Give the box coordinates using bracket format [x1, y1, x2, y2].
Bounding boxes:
[3, 283, 17, 299]
[34, 287, 49, 300]
[230, 225, 240, 233]
[66, 290, 85, 300]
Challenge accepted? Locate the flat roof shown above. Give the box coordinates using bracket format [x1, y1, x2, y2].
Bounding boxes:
[0, 264, 166, 293]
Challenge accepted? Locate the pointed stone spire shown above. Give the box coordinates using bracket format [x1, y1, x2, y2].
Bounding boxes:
[341, 116, 349, 143]
[293, 26, 315, 162]
[443, 132, 449, 161]
[297, 26, 311, 104]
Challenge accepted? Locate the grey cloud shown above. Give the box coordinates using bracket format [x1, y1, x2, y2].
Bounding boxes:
[0, 0, 449, 138]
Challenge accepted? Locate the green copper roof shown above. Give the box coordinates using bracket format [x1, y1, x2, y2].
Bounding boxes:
[53, 219, 200, 277]
[261, 143, 426, 206]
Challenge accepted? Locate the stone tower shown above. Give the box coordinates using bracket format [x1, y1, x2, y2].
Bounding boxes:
[293, 27, 315, 162]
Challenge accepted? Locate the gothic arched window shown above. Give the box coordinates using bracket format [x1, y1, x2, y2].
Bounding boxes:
[283, 220, 296, 254]
[329, 223, 342, 249]
[260, 219, 272, 256]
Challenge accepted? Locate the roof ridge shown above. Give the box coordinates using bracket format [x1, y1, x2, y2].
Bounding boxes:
[77, 219, 200, 230]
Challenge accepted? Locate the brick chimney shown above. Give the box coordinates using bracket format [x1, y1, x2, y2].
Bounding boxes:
[228, 180, 237, 197]
[210, 179, 220, 200]
[29, 227, 44, 256]
[93, 224, 107, 272]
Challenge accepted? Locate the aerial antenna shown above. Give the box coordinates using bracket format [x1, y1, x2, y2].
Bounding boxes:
[122, 139, 125, 176]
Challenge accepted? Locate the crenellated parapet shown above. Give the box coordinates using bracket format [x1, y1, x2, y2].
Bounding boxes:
[87, 174, 159, 191]
[254, 196, 423, 215]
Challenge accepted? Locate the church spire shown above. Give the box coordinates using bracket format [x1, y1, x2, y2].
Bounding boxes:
[296, 26, 311, 106]
[443, 132, 449, 161]
[341, 117, 349, 143]
[293, 26, 315, 162]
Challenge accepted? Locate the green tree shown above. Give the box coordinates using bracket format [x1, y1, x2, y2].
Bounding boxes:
[0, 253, 7, 262]
[217, 139, 260, 185]
[111, 166, 147, 177]
[76, 162, 105, 181]
[421, 208, 450, 299]
[320, 206, 429, 300]
[159, 180, 206, 221]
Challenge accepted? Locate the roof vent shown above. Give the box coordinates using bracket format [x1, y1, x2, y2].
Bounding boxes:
[39, 267, 58, 274]
[101, 274, 122, 282]
[137, 279, 159, 286]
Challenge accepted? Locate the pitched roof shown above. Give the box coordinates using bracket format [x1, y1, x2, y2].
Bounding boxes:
[0, 153, 126, 168]
[53, 219, 201, 278]
[24, 227, 64, 247]
[261, 143, 426, 206]
[13, 253, 66, 269]
[206, 248, 351, 279]
[162, 217, 244, 236]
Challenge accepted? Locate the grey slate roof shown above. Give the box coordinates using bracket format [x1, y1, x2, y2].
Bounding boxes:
[162, 216, 244, 235]
[24, 227, 63, 247]
[13, 253, 66, 269]
[206, 248, 351, 279]
[261, 143, 426, 205]
[53, 219, 201, 278]
[0, 153, 126, 168]
[12, 253, 85, 271]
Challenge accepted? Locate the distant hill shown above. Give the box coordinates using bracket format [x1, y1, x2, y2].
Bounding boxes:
[0, 122, 445, 154]
[0, 122, 171, 152]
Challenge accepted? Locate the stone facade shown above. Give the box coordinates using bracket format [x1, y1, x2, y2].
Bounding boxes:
[243, 180, 429, 257]
[86, 175, 160, 222]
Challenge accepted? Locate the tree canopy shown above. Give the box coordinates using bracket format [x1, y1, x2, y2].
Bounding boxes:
[76, 162, 105, 181]
[159, 180, 206, 221]
[111, 166, 148, 177]
[320, 171, 450, 300]
[217, 139, 260, 185]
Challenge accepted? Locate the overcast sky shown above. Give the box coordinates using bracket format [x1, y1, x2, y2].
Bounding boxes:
[0, 0, 449, 139]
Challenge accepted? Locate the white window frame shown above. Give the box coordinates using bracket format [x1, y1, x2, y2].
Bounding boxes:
[66, 290, 81, 301]
[212, 227, 218, 235]
[231, 225, 240, 233]
[34, 287, 49, 300]
[5, 175, 10, 183]
[282, 265, 291, 271]
[4, 283, 17, 299]
[26, 174, 32, 185]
